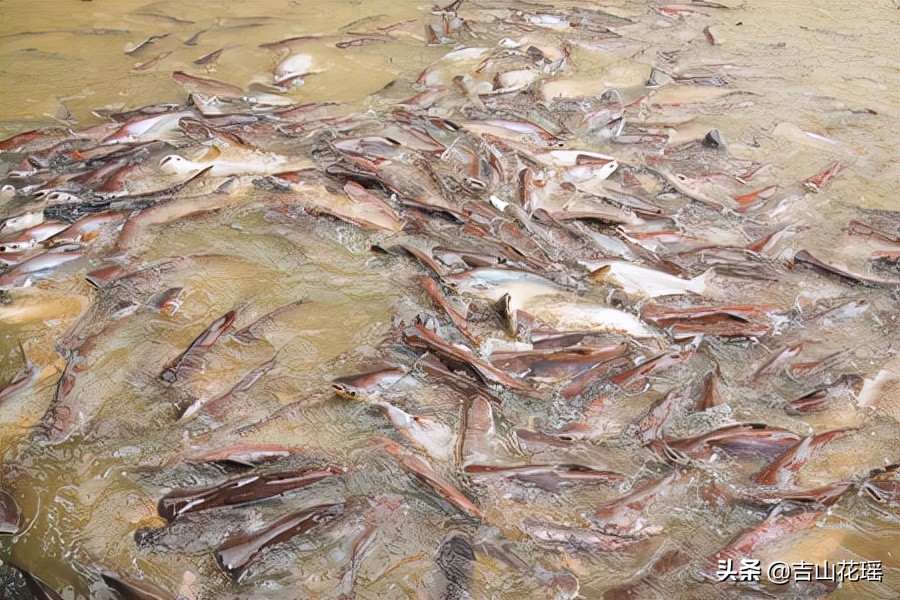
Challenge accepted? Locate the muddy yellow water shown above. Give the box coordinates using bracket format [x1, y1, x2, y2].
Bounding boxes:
[0, 0, 898, 598]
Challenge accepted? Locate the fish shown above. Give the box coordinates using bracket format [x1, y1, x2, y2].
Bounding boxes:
[158, 466, 346, 521]
[432, 531, 475, 600]
[124, 33, 170, 55]
[402, 321, 531, 392]
[706, 508, 824, 568]
[786, 374, 863, 414]
[488, 344, 627, 383]
[331, 366, 407, 399]
[215, 502, 345, 582]
[802, 161, 844, 192]
[624, 387, 683, 443]
[338, 494, 402, 599]
[380, 438, 483, 519]
[861, 465, 900, 510]
[610, 348, 697, 392]
[528, 301, 657, 338]
[177, 356, 277, 421]
[588, 472, 680, 534]
[584, 260, 714, 298]
[464, 463, 624, 490]
[100, 571, 174, 600]
[232, 299, 310, 343]
[373, 401, 455, 461]
[794, 249, 900, 287]
[0, 348, 38, 406]
[172, 70, 244, 97]
[649, 423, 802, 462]
[649, 168, 728, 211]
[17, 568, 64, 600]
[420, 276, 480, 346]
[1, 488, 21, 535]
[695, 367, 726, 411]
[159, 310, 237, 383]
[751, 343, 803, 382]
[194, 47, 226, 66]
[522, 519, 644, 550]
[753, 428, 857, 486]
[177, 444, 304, 469]
[0, 245, 84, 289]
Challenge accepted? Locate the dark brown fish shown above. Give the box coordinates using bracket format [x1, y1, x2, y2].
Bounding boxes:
[786, 374, 863, 414]
[432, 531, 475, 600]
[160, 310, 236, 383]
[215, 502, 345, 581]
[753, 427, 857, 486]
[794, 249, 899, 287]
[402, 321, 531, 392]
[589, 472, 680, 534]
[158, 466, 346, 521]
[695, 367, 725, 411]
[610, 348, 696, 392]
[489, 344, 626, 383]
[100, 571, 173, 600]
[231, 300, 309, 343]
[707, 508, 824, 567]
[194, 46, 225, 65]
[649, 423, 802, 461]
[381, 438, 483, 519]
[177, 356, 277, 420]
[19, 568, 64, 600]
[1, 488, 21, 535]
[420, 276, 480, 347]
[463, 463, 624, 490]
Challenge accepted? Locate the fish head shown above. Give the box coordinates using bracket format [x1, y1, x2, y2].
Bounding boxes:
[159, 154, 193, 174]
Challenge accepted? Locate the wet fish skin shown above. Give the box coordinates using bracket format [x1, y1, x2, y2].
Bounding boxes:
[159, 310, 237, 383]
[17, 568, 64, 600]
[753, 427, 857, 486]
[380, 437, 483, 519]
[331, 366, 406, 399]
[215, 502, 345, 582]
[464, 462, 625, 490]
[158, 466, 346, 521]
[522, 518, 644, 550]
[402, 321, 531, 392]
[1, 488, 21, 535]
[794, 249, 900, 287]
[178, 356, 277, 421]
[100, 571, 173, 600]
[433, 531, 475, 600]
[785, 373, 863, 414]
[588, 471, 680, 534]
[610, 348, 697, 392]
[706, 508, 824, 570]
[649, 423, 802, 461]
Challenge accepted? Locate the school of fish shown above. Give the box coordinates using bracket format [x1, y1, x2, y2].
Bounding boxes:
[1, 0, 899, 598]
